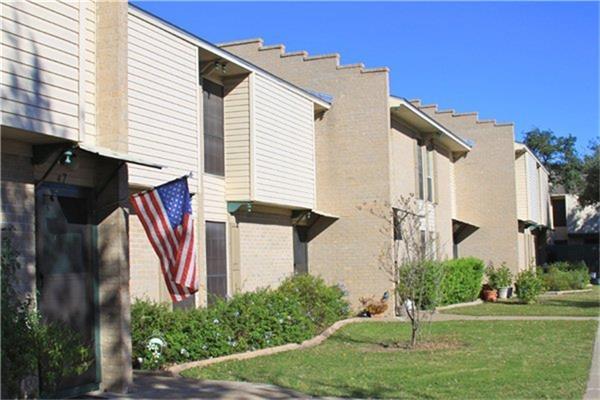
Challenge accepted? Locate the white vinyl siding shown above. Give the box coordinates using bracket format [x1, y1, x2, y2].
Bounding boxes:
[1, 0, 81, 139]
[515, 154, 528, 221]
[252, 74, 315, 209]
[83, 0, 96, 144]
[203, 174, 228, 221]
[224, 75, 251, 201]
[127, 11, 199, 191]
[526, 154, 541, 223]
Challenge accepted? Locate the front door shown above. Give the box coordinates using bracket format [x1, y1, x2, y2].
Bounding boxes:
[36, 183, 99, 396]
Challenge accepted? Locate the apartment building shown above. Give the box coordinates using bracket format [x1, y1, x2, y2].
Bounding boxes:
[549, 190, 599, 271]
[514, 142, 552, 268]
[414, 103, 553, 272]
[1, 1, 140, 395]
[125, 6, 331, 308]
[219, 39, 471, 312]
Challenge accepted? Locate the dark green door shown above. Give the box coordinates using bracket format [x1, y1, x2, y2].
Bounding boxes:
[35, 183, 99, 396]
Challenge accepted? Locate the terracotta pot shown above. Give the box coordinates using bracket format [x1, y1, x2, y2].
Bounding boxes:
[482, 288, 498, 302]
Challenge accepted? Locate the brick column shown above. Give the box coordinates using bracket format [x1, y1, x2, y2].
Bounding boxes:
[96, 162, 132, 393]
[96, 0, 128, 153]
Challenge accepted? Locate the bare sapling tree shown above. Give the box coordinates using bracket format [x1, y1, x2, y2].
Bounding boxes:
[358, 194, 443, 348]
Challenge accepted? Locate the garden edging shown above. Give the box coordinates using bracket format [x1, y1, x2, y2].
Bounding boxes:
[435, 299, 483, 311]
[543, 288, 593, 296]
[167, 316, 400, 375]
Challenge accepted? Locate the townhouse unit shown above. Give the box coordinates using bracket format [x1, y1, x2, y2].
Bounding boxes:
[1, 1, 141, 395]
[125, 6, 331, 308]
[514, 142, 552, 268]
[548, 189, 599, 270]
[219, 39, 471, 312]
[414, 103, 553, 272]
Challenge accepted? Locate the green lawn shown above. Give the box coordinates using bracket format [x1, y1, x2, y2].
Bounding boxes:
[183, 321, 598, 399]
[442, 286, 600, 317]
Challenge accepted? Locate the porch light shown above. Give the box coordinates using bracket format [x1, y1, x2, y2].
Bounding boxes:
[60, 149, 77, 168]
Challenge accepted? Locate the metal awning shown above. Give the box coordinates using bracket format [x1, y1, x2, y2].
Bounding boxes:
[78, 143, 163, 169]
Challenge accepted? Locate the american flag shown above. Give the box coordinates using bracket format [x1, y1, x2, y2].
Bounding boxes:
[130, 177, 198, 302]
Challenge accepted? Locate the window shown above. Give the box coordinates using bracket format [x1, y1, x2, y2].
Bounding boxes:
[426, 145, 435, 202]
[552, 198, 567, 227]
[203, 80, 224, 176]
[205, 221, 227, 304]
[393, 208, 403, 241]
[416, 140, 424, 200]
[293, 227, 308, 275]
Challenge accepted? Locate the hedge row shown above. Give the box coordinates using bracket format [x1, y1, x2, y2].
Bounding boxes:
[131, 274, 349, 369]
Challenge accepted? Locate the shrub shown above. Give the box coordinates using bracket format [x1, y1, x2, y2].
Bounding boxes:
[131, 274, 349, 369]
[515, 269, 544, 303]
[540, 266, 589, 291]
[278, 274, 349, 330]
[397, 260, 444, 311]
[486, 263, 513, 289]
[544, 261, 588, 272]
[439, 257, 485, 305]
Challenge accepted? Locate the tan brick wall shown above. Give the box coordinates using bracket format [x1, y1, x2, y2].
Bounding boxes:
[129, 213, 170, 303]
[420, 108, 520, 272]
[221, 41, 395, 312]
[236, 213, 294, 292]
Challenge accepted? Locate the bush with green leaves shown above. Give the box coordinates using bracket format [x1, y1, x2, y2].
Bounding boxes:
[515, 269, 545, 303]
[439, 257, 485, 305]
[131, 274, 349, 369]
[1, 228, 93, 398]
[540, 264, 589, 291]
[486, 263, 513, 289]
[396, 260, 444, 311]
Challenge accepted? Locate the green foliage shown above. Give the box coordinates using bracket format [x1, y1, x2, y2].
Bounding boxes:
[278, 274, 350, 330]
[540, 262, 589, 291]
[515, 269, 545, 304]
[439, 257, 485, 305]
[579, 141, 599, 208]
[396, 260, 444, 310]
[522, 128, 583, 192]
[486, 263, 513, 289]
[185, 320, 598, 400]
[131, 275, 349, 369]
[1, 228, 93, 398]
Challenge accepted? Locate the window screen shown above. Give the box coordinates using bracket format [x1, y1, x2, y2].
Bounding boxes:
[203, 80, 224, 176]
[205, 221, 227, 303]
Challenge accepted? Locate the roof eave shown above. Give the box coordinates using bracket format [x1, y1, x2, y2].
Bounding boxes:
[390, 98, 471, 152]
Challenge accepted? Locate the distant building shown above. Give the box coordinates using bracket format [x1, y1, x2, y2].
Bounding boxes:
[548, 189, 599, 271]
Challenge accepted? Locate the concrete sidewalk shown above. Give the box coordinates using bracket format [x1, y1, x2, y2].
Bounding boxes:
[584, 321, 600, 400]
[102, 371, 316, 399]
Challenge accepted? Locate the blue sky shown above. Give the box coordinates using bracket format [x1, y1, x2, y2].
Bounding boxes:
[134, 1, 599, 155]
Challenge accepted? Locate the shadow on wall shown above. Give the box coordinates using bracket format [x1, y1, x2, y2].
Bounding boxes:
[567, 204, 599, 234]
[2, 6, 77, 139]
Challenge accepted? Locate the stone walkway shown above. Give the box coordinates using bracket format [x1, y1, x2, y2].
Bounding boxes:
[96, 314, 599, 399]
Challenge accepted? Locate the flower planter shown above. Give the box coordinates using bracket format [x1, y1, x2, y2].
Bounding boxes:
[482, 288, 498, 302]
[498, 287, 510, 299]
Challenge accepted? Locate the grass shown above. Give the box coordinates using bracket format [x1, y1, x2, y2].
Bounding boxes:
[183, 320, 598, 399]
[442, 286, 600, 317]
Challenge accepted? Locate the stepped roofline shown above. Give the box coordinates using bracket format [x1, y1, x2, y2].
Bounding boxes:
[127, 9, 330, 109]
[220, 38, 389, 75]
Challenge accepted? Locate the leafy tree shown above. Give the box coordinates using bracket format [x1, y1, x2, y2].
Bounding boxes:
[522, 128, 583, 192]
[579, 141, 599, 208]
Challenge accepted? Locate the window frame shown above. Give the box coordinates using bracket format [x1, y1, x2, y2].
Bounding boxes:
[202, 79, 225, 177]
